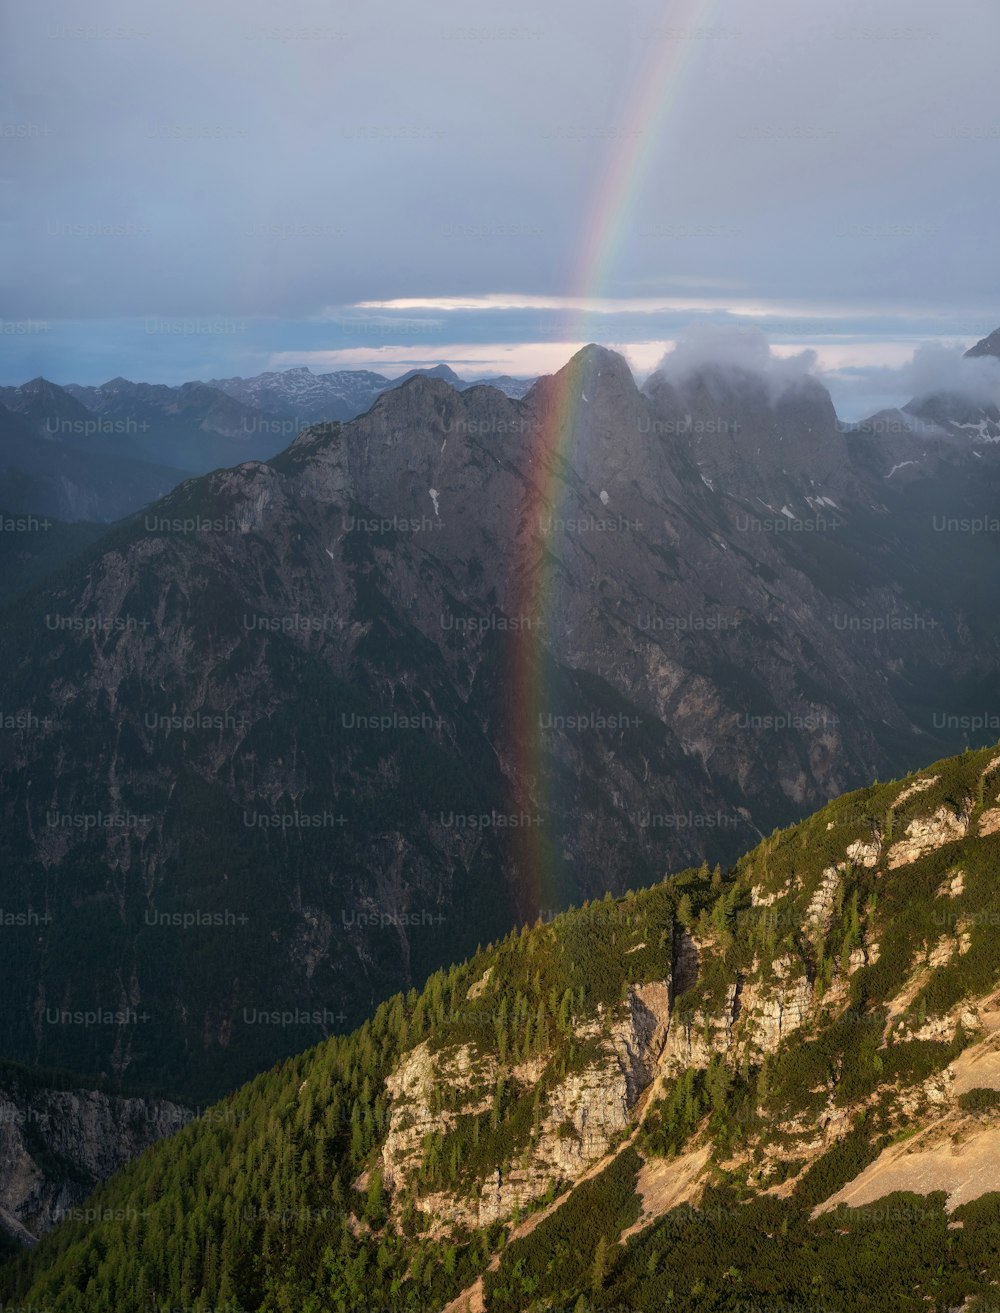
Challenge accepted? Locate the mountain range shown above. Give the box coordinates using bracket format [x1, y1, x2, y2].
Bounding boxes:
[4, 740, 1000, 1309]
[0, 366, 538, 523]
[208, 362, 535, 424]
[1, 329, 1000, 1105]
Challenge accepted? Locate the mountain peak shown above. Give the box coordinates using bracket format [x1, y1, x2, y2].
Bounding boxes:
[391, 363, 463, 386]
[567, 342, 630, 370]
[375, 371, 458, 406]
[551, 343, 638, 397]
[422, 362, 461, 380]
[965, 326, 1000, 360]
[9, 377, 92, 413]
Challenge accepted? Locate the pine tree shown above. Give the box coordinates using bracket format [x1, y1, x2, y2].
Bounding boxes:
[366, 1168, 384, 1222]
[591, 1235, 609, 1295]
[558, 987, 574, 1033]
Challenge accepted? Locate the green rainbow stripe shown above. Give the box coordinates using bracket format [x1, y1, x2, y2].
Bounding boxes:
[510, 0, 724, 917]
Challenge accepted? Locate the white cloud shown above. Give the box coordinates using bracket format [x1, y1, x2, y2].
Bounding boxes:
[642, 327, 995, 415]
[353, 293, 938, 320]
[804, 339, 1000, 414]
[904, 341, 1000, 404]
[649, 324, 818, 399]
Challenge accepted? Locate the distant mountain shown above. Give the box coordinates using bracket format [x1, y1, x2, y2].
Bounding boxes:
[848, 324, 1000, 470]
[61, 377, 292, 471]
[0, 378, 97, 438]
[465, 373, 537, 399]
[389, 362, 463, 387]
[905, 391, 1000, 442]
[210, 363, 539, 422]
[2, 344, 1000, 1101]
[207, 366, 392, 425]
[0, 399, 188, 522]
[384, 363, 537, 397]
[8, 742, 1000, 1310]
[1, 367, 538, 522]
[0, 377, 304, 520]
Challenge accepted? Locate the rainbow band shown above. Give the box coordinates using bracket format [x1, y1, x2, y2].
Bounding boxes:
[510, 0, 723, 917]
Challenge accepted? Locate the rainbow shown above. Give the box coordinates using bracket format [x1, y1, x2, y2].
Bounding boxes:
[509, 0, 725, 918]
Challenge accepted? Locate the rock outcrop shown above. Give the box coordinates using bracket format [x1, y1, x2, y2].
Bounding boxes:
[381, 982, 671, 1232]
[887, 805, 969, 869]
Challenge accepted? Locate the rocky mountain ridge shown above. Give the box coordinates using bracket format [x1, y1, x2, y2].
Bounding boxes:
[0, 365, 538, 522]
[208, 363, 536, 422]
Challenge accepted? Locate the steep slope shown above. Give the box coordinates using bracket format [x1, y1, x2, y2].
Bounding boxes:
[2, 345, 1000, 1099]
[0, 362, 742, 1099]
[6, 744, 1000, 1311]
[0, 512, 107, 607]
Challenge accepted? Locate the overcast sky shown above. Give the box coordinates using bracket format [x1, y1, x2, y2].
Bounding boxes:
[2, 0, 998, 416]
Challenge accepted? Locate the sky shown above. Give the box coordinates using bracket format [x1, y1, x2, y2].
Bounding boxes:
[2, 0, 999, 417]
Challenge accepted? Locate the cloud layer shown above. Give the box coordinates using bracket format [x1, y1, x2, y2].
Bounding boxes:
[2, 0, 997, 340]
[649, 324, 818, 399]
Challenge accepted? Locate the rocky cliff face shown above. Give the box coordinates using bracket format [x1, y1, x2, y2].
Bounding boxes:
[381, 980, 672, 1233]
[0, 1076, 189, 1248]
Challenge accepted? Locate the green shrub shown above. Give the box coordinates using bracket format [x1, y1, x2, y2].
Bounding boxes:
[958, 1086, 1000, 1114]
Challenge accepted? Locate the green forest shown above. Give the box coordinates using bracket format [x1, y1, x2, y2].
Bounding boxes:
[4, 742, 1000, 1311]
